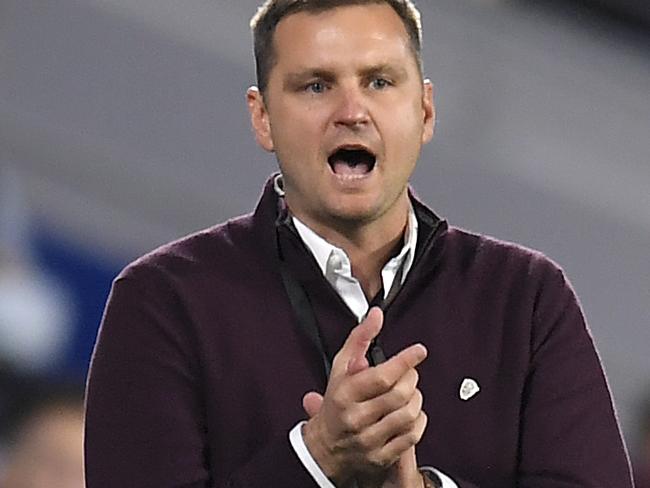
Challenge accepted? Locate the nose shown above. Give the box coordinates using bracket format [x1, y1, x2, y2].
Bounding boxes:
[332, 85, 370, 129]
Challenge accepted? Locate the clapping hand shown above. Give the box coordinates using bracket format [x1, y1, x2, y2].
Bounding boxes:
[301, 308, 428, 487]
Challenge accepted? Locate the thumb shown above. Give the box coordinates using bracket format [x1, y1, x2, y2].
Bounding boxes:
[302, 391, 324, 418]
[332, 307, 383, 378]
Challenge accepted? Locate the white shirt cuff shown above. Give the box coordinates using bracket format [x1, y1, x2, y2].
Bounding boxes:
[289, 421, 458, 488]
[421, 466, 459, 488]
[437, 468, 459, 488]
[289, 421, 336, 488]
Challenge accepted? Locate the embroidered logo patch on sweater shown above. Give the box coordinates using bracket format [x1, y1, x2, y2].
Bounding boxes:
[459, 378, 481, 401]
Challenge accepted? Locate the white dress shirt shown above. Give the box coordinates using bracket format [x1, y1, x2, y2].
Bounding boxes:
[286, 210, 458, 488]
[292, 210, 418, 321]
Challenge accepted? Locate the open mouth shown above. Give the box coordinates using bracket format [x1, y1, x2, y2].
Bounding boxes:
[327, 147, 377, 177]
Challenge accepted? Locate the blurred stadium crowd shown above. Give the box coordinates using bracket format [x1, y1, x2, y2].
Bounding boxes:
[0, 166, 107, 487]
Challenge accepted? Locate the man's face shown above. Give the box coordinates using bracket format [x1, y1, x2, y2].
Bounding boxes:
[248, 3, 435, 231]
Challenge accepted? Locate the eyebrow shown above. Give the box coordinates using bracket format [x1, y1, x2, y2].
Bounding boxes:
[284, 70, 336, 89]
[359, 64, 408, 80]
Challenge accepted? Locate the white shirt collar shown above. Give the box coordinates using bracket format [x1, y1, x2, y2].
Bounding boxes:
[292, 208, 418, 320]
[292, 209, 418, 280]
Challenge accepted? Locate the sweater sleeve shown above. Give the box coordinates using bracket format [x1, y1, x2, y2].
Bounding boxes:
[514, 266, 633, 488]
[412, 261, 633, 488]
[84, 269, 320, 488]
[448, 265, 632, 488]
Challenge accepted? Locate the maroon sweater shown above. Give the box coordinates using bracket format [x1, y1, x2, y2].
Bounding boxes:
[85, 176, 633, 487]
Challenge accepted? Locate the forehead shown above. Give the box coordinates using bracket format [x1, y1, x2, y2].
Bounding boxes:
[272, 4, 415, 71]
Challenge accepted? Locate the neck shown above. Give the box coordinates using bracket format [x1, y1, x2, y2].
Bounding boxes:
[290, 194, 410, 299]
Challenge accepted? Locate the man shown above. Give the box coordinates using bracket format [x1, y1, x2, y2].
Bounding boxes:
[84, 1, 633, 487]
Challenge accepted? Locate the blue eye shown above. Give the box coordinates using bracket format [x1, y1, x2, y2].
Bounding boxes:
[307, 82, 326, 93]
[371, 78, 391, 90]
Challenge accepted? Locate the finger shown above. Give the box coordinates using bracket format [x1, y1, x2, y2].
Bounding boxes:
[369, 446, 419, 488]
[357, 369, 420, 421]
[374, 388, 424, 438]
[317, 372, 418, 437]
[331, 307, 383, 377]
[386, 342, 428, 373]
[302, 391, 324, 418]
[343, 369, 419, 427]
[346, 307, 383, 375]
[391, 446, 419, 487]
[347, 354, 370, 375]
[354, 388, 424, 448]
[370, 411, 428, 469]
[345, 343, 427, 401]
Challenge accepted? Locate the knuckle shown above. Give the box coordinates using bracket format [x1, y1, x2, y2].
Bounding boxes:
[415, 388, 423, 405]
[393, 399, 422, 430]
[374, 374, 392, 391]
[411, 391, 424, 413]
[340, 409, 357, 431]
[355, 433, 373, 452]
[332, 384, 354, 409]
[391, 384, 408, 404]
[394, 354, 410, 372]
[420, 411, 429, 430]
[365, 450, 378, 467]
[407, 429, 420, 445]
[410, 391, 423, 414]
[411, 369, 420, 386]
[409, 412, 427, 442]
[395, 388, 411, 408]
[396, 411, 417, 431]
[367, 451, 391, 470]
[408, 368, 420, 388]
[331, 393, 347, 411]
[389, 381, 416, 410]
[406, 403, 420, 423]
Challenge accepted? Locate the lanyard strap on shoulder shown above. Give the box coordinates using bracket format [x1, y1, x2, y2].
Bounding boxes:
[278, 260, 333, 378]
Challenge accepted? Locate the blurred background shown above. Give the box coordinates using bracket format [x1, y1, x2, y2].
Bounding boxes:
[0, 0, 648, 485]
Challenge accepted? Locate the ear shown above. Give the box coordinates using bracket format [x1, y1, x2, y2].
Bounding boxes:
[421, 79, 436, 145]
[247, 86, 274, 152]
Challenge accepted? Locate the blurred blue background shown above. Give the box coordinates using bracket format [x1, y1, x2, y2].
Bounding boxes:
[1, 0, 649, 481]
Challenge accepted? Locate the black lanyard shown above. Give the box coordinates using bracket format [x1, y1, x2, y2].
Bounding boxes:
[278, 259, 334, 378]
[277, 230, 406, 379]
